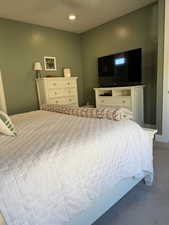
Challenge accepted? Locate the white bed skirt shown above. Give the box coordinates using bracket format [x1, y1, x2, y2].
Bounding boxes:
[0, 176, 143, 225]
[68, 128, 157, 225]
[68, 176, 144, 225]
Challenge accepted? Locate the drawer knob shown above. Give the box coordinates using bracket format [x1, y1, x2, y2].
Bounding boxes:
[53, 83, 56, 86]
[69, 99, 72, 102]
[55, 92, 57, 95]
[67, 82, 70, 85]
[101, 100, 104, 103]
[122, 100, 126, 103]
[56, 100, 58, 103]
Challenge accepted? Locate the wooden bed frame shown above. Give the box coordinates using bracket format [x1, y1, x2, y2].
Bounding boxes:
[0, 129, 156, 225]
[0, 71, 7, 113]
[67, 128, 156, 225]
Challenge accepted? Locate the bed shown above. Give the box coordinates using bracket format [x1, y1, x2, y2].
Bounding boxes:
[0, 74, 156, 225]
[0, 109, 156, 225]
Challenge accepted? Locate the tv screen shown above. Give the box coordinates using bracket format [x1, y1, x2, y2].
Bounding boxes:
[98, 48, 142, 87]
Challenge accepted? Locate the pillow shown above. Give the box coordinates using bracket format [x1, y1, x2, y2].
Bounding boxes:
[41, 104, 133, 121]
[41, 104, 99, 118]
[97, 107, 133, 121]
[0, 111, 17, 136]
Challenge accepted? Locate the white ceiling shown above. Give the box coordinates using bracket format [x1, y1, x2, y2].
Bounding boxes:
[0, 0, 157, 33]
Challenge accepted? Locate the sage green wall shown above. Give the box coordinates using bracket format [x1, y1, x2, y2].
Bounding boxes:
[81, 4, 158, 125]
[0, 18, 84, 115]
[0, 4, 159, 126]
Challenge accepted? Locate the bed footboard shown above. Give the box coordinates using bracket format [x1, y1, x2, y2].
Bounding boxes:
[68, 128, 157, 225]
[68, 177, 144, 225]
[143, 128, 157, 186]
[143, 128, 157, 140]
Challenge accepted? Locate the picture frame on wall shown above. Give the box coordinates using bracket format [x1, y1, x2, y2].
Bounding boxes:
[44, 56, 57, 71]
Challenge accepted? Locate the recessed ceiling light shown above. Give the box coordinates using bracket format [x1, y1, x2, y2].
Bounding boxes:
[68, 14, 76, 21]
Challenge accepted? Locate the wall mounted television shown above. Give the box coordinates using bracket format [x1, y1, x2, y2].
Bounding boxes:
[98, 48, 142, 87]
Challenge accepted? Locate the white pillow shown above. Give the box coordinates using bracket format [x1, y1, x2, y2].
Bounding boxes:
[0, 111, 17, 136]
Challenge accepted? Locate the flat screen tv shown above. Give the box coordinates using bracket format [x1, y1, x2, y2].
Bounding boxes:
[98, 48, 142, 87]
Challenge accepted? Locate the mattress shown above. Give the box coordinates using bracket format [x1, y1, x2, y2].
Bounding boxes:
[0, 110, 153, 225]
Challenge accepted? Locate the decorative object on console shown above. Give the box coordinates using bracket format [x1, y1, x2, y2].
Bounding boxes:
[44, 56, 57, 71]
[0, 111, 17, 136]
[34, 62, 42, 78]
[36, 77, 79, 107]
[63, 68, 71, 77]
[94, 85, 144, 125]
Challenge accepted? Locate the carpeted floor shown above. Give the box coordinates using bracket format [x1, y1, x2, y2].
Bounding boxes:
[94, 144, 169, 225]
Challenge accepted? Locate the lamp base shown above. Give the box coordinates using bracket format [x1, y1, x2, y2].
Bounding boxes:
[36, 71, 42, 78]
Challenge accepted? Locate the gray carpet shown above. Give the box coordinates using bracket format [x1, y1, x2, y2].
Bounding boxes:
[94, 144, 169, 225]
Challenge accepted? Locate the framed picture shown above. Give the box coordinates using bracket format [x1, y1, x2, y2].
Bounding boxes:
[44, 56, 57, 71]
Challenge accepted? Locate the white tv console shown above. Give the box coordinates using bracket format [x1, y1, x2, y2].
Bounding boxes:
[94, 85, 144, 125]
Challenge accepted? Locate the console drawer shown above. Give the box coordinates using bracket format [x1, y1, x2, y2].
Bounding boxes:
[111, 96, 131, 108]
[98, 97, 113, 105]
[97, 96, 131, 108]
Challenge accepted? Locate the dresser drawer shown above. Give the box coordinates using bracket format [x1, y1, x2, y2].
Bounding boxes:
[47, 79, 76, 89]
[47, 80, 61, 89]
[64, 80, 76, 88]
[48, 97, 66, 105]
[64, 88, 76, 96]
[48, 88, 76, 98]
[65, 96, 77, 105]
[48, 89, 63, 98]
[47, 96, 77, 105]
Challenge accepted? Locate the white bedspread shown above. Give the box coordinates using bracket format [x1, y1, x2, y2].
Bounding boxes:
[0, 111, 153, 225]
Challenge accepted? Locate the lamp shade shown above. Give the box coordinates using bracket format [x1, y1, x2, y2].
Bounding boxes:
[34, 62, 42, 71]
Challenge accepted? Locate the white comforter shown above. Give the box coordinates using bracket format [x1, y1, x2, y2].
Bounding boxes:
[0, 111, 153, 225]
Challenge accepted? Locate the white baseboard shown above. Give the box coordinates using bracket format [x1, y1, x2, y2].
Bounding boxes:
[155, 134, 169, 143]
[143, 123, 156, 129]
[154, 140, 169, 150]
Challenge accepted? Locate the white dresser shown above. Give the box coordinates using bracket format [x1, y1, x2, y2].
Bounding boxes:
[36, 77, 79, 107]
[94, 86, 144, 124]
